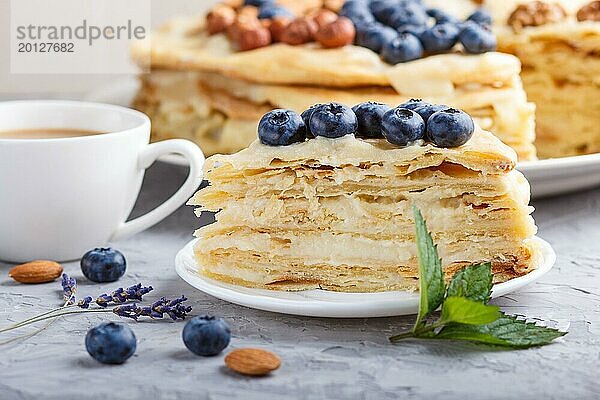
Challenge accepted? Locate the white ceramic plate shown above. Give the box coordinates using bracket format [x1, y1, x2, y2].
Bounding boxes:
[175, 236, 555, 318]
[85, 79, 600, 198]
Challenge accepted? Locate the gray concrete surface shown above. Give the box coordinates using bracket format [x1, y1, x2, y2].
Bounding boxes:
[1, 161, 599, 400]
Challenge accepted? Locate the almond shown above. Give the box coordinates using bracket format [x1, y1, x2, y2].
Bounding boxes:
[224, 348, 281, 376]
[9, 260, 63, 284]
[279, 17, 318, 45]
[315, 17, 356, 48]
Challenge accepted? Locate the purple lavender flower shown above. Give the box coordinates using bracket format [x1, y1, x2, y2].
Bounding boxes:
[77, 296, 93, 309]
[61, 273, 77, 305]
[112, 296, 192, 321]
[95, 284, 153, 308]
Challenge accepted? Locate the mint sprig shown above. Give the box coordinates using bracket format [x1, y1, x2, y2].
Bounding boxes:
[389, 206, 566, 348]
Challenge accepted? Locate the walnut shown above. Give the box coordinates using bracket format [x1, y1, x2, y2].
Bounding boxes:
[269, 17, 292, 42]
[577, 1, 600, 22]
[314, 17, 356, 48]
[236, 26, 272, 51]
[507, 1, 566, 31]
[206, 4, 236, 35]
[310, 8, 338, 28]
[279, 17, 318, 45]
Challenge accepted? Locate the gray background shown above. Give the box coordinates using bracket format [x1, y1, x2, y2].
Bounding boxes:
[1, 161, 599, 400]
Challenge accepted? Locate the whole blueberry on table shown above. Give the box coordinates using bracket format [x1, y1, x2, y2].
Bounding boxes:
[355, 23, 398, 53]
[183, 315, 231, 357]
[258, 109, 306, 146]
[459, 22, 497, 54]
[427, 8, 460, 25]
[309, 103, 358, 138]
[381, 32, 423, 64]
[412, 103, 448, 122]
[398, 98, 428, 111]
[466, 8, 493, 26]
[81, 248, 126, 283]
[258, 5, 293, 19]
[352, 102, 390, 138]
[419, 23, 460, 54]
[301, 104, 323, 139]
[85, 322, 136, 364]
[381, 107, 425, 146]
[427, 108, 475, 147]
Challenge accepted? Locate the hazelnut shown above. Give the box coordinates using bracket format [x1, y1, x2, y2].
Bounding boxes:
[577, 1, 600, 21]
[315, 17, 356, 48]
[237, 26, 272, 51]
[227, 12, 262, 42]
[206, 5, 236, 35]
[222, 0, 244, 8]
[310, 8, 338, 28]
[279, 17, 319, 45]
[322, 0, 345, 13]
[238, 5, 259, 20]
[507, 1, 566, 31]
[269, 17, 292, 42]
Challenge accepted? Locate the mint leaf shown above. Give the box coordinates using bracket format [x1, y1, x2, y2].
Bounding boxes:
[447, 263, 493, 304]
[434, 313, 566, 348]
[440, 296, 499, 325]
[413, 205, 445, 329]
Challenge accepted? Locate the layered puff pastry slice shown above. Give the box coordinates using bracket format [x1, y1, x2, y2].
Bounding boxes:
[188, 106, 539, 293]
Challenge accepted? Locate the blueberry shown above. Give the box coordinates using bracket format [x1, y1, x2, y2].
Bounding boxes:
[381, 107, 425, 146]
[355, 23, 398, 53]
[81, 248, 126, 283]
[309, 103, 358, 138]
[412, 103, 447, 122]
[371, 0, 401, 25]
[419, 23, 460, 54]
[427, 108, 474, 147]
[466, 8, 492, 26]
[352, 102, 390, 138]
[340, 2, 375, 26]
[381, 32, 423, 64]
[244, 0, 275, 7]
[85, 322, 136, 364]
[301, 104, 323, 139]
[387, 3, 428, 29]
[258, 5, 293, 19]
[396, 24, 427, 37]
[459, 22, 496, 54]
[397, 98, 428, 111]
[427, 8, 460, 24]
[258, 109, 306, 146]
[182, 315, 231, 357]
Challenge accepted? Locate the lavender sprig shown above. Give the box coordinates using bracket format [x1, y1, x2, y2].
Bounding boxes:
[1, 276, 189, 336]
[94, 283, 154, 308]
[61, 273, 77, 305]
[113, 296, 192, 321]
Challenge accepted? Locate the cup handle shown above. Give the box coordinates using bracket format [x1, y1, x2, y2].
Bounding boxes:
[110, 139, 205, 242]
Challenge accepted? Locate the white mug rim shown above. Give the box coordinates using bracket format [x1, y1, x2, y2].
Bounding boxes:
[0, 99, 150, 143]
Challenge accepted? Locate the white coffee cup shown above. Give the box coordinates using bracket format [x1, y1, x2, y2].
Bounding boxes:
[0, 100, 204, 262]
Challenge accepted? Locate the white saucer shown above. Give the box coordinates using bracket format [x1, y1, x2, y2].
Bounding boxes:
[85, 79, 600, 198]
[175, 237, 555, 318]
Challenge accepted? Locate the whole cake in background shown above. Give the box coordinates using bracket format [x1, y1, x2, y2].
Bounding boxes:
[132, 0, 537, 160]
[188, 102, 539, 293]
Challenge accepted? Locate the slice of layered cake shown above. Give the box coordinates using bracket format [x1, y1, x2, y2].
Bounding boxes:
[189, 102, 539, 293]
